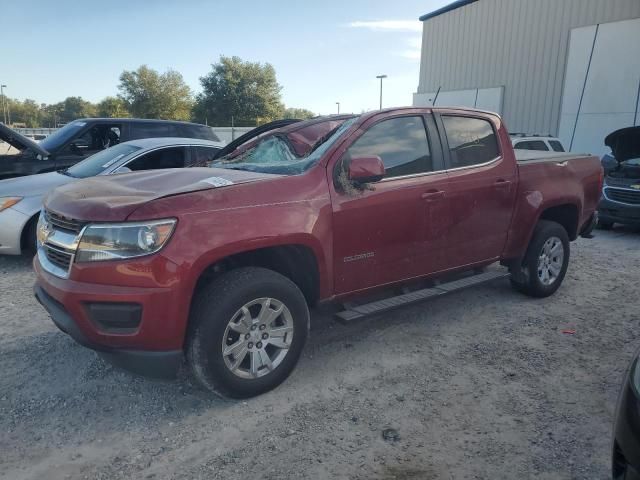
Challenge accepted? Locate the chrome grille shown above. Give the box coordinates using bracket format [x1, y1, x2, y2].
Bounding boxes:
[605, 187, 640, 205]
[44, 210, 86, 234]
[43, 244, 73, 271]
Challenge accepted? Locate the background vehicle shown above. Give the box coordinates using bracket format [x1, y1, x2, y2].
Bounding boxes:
[510, 134, 566, 152]
[0, 118, 220, 179]
[0, 137, 224, 255]
[33, 107, 601, 398]
[597, 126, 640, 229]
[612, 348, 640, 479]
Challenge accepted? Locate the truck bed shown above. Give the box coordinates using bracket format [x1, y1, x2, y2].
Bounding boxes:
[515, 149, 592, 163]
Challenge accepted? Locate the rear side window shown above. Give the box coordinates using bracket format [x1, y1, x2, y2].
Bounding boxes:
[126, 147, 186, 171]
[514, 140, 549, 151]
[345, 116, 432, 178]
[442, 116, 500, 168]
[549, 140, 565, 152]
[129, 123, 178, 140]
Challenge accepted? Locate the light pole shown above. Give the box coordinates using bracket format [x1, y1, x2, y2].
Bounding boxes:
[376, 75, 387, 110]
[336, 102, 340, 115]
[0, 85, 6, 124]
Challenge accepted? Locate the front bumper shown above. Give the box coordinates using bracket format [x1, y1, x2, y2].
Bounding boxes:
[613, 356, 640, 479]
[0, 207, 29, 255]
[598, 196, 640, 226]
[34, 284, 182, 378]
[33, 255, 189, 379]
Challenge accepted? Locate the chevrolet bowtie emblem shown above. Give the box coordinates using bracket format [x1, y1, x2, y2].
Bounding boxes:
[631, 184, 640, 190]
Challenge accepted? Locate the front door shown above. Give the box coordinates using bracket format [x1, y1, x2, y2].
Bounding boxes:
[55, 123, 122, 170]
[329, 113, 450, 295]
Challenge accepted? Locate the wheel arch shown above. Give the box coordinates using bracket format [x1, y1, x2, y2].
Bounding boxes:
[537, 203, 580, 241]
[20, 212, 40, 253]
[187, 239, 326, 312]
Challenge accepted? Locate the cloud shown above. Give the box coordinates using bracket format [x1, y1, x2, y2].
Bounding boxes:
[399, 36, 422, 60]
[347, 20, 422, 32]
[400, 50, 421, 60]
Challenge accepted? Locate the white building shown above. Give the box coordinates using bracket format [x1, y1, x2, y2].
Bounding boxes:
[413, 0, 640, 155]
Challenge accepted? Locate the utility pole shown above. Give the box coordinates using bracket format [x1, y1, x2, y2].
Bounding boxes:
[336, 102, 340, 114]
[0, 85, 6, 124]
[376, 75, 387, 110]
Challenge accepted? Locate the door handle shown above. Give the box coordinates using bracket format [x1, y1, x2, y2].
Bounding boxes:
[421, 190, 445, 200]
[494, 179, 512, 188]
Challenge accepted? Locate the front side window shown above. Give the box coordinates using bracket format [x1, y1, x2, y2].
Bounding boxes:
[442, 116, 499, 168]
[344, 116, 432, 178]
[61, 124, 121, 156]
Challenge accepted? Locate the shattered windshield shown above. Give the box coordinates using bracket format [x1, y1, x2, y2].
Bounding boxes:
[210, 117, 357, 175]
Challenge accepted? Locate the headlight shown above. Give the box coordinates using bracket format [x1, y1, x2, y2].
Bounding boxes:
[76, 219, 176, 262]
[0, 197, 22, 212]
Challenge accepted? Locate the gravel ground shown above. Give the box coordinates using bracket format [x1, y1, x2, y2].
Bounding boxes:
[1, 228, 639, 480]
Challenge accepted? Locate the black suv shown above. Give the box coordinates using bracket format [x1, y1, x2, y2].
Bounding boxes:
[0, 118, 219, 179]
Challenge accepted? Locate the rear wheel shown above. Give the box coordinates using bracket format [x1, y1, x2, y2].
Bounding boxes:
[187, 267, 309, 398]
[510, 220, 570, 298]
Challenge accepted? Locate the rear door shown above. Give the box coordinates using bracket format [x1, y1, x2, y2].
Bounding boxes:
[436, 112, 517, 267]
[329, 112, 450, 294]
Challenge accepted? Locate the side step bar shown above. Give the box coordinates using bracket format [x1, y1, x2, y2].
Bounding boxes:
[334, 270, 510, 323]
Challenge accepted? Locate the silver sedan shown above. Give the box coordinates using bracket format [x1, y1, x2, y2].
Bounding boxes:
[0, 137, 224, 255]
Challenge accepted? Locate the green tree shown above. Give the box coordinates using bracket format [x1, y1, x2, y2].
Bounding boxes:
[283, 107, 316, 120]
[118, 65, 192, 120]
[58, 96, 97, 123]
[97, 96, 129, 118]
[3, 98, 43, 127]
[193, 56, 284, 126]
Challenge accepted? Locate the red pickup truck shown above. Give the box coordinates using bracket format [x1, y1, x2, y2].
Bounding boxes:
[33, 108, 602, 398]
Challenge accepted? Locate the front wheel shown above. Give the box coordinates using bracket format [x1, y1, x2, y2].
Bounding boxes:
[187, 267, 309, 398]
[510, 220, 570, 298]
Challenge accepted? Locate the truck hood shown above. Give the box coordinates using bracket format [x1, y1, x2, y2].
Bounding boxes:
[0, 171, 73, 197]
[0, 123, 49, 157]
[44, 167, 281, 221]
[605, 126, 640, 162]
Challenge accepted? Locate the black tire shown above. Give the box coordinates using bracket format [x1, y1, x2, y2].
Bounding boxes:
[597, 219, 614, 230]
[509, 220, 570, 298]
[187, 267, 309, 398]
[24, 216, 38, 254]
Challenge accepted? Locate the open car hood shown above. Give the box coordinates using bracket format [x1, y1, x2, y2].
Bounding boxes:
[0, 123, 49, 156]
[605, 126, 640, 162]
[44, 167, 280, 222]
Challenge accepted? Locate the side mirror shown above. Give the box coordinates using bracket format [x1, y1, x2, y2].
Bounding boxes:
[114, 166, 131, 174]
[348, 156, 385, 184]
